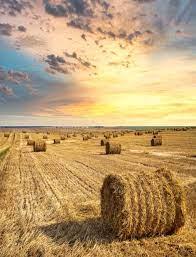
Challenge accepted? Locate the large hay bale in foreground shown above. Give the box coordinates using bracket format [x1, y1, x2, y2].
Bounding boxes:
[33, 140, 46, 152]
[54, 139, 60, 144]
[101, 169, 186, 239]
[27, 139, 35, 146]
[151, 137, 162, 146]
[105, 142, 121, 154]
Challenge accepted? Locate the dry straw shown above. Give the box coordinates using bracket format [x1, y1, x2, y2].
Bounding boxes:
[4, 133, 10, 138]
[135, 131, 143, 136]
[33, 140, 47, 152]
[151, 137, 162, 146]
[101, 169, 186, 240]
[101, 139, 108, 146]
[54, 139, 60, 144]
[105, 142, 121, 154]
[24, 135, 29, 139]
[83, 135, 90, 141]
[27, 139, 35, 146]
[43, 135, 48, 140]
[60, 136, 66, 140]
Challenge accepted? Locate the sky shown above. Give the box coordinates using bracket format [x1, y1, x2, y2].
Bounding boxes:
[0, 0, 195, 126]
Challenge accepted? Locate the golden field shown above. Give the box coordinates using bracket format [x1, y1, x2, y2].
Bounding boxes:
[0, 128, 196, 257]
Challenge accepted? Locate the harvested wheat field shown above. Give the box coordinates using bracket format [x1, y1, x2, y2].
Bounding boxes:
[0, 128, 196, 257]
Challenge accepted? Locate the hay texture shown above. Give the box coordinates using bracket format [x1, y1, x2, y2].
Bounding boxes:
[101, 139, 108, 146]
[101, 169, 186, 239]
[105, 142, 121, 154]
[4, 133, 10, 138]
[27, 140, 35, 146]
[54, 139, 60, 144]
[83, 135, 90, 141]
[151, 137, 162, 146]
[60, 136, 66, 140]
[33, 140, 47, 152]
[104, 133, 111, 139]
[135, 131, 143, 136]
[43, 135, 48, 140]
[24, 135, 29, 139]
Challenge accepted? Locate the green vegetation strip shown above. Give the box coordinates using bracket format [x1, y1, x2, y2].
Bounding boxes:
[0, 147, 10, 161]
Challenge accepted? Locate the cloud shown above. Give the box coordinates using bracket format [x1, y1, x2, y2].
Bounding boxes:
[25, 84, 38, 96]
[64, 51, 96, 69]
[0, 0, 32, 16]
[0, 85, 14, 96]
[18, 25, 26, 32]
[0, 67, 29, 84]
[45, 54, 70, 74]
[0, 23, 13, 36]
[67, 18, 92, 32]
[44, 0, 109, 18]
[132, 0, 156, 3]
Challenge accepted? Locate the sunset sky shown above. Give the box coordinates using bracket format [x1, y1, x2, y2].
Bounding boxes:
[0, 0, 195, 126]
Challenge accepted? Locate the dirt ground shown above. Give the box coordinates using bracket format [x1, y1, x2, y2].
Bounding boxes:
[0, 129, 196, 257]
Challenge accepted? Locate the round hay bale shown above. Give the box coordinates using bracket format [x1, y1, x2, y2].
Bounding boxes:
[101, 139, 108, 146]
[4, 133, 10, 138]
[101, 169, 186, 239]
[54, 139, 60, 144]
[27, 139, 35, 146]
[43, 135, 48, 140]
[151, 137, 162, 146]
[105, 142, 121, 154]
[135, 131, 143, 136]
[33, 140, 46, 152]
[153, 135, 162, 139]
[83, 135, 89, 141]
[104, 133, 111, 139]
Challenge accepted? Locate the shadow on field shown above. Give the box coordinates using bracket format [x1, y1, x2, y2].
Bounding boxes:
[40, 217, 115, 246]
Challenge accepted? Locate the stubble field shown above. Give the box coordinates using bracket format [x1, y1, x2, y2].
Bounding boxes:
[0, 128, 196, 257]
